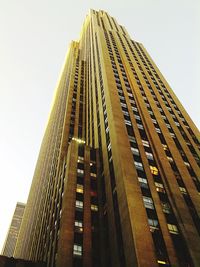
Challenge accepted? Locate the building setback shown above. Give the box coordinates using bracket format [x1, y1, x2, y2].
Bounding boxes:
[2, 202, 25, 257]
[15, 9, 200, 267]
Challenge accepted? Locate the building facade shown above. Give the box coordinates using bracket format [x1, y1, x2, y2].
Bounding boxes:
[2, 202, 25, 257]
[15, 10, 200, 267]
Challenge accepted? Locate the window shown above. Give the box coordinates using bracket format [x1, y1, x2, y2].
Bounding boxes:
[134, 161, 144, 171]
[161, 202, 171, 214]
[91, 204, 98, 211]
[155, 182, 164, 188]
[184, 162, 190, 167]
[125, 120, 132, 126]
[76, 200, 83, 210]
[77, 169, 84, 176]
[129, 135, 136, 143]
[137, 124, 144, 130]
[175, 121, 180, 127]
[179, 187, 187, 194]
[155, 127, 161, 133]
[150, 166, 158, 175]
[107, 142, 111, 151]
[155, 182, 165, 193]
[131, 147, 139, 155]
[77, 156, 84, 163]
[143, 196, 154, 209]
[166, 123, 171, 129]
[145, 152, 154, 160]
[167, 224, 179, 234]
[75, 221, 83, 227]
[75, 221, 83, 232]
[76, 184, 84, 194]
[132, 106, 138, 112]
[138, 177, 147, 184]
[170, 132, 175, 138]
[142, 140, 150, 147]
[138, 177, 148, 188]
[167, 156, 173, 163]
[134, 115, 141, 121]
[148, 219, 159, 229]
[162, 144, 168, 151]
[73, 244, 82, 256]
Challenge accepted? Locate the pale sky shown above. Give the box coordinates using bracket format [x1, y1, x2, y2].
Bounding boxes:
[0, 0, 199, 252]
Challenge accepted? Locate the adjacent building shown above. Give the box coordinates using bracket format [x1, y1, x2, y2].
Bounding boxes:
[2, 202, 25, 257]
[14, 10, 200, 267]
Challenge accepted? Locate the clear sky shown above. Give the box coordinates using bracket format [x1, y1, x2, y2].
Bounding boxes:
[0, 0, 199, 252]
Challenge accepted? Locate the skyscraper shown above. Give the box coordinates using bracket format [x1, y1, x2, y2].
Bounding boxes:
[2, 202, 25, 257]
[15, 9, 200, 267]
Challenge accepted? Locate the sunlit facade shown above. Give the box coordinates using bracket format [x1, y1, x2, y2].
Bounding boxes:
[15, 10, 200, 267]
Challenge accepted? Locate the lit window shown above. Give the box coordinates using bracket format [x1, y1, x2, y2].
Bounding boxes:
[161, 115, 166, 120]
[143, 196, 154, 209]
[121, 102, 127, 108]
[150, 166, 158, 175]
[90, 172, 97, 177]
[161, 202, 171, 214]
[134, 115, 141, 120]
[128, 92, 133, 97]
[91, 204, 98, 211]
[155, 127, 161, 133]
[162, 144, 168, 150]
[138, 177, 147, 184]
[105, 126, 109, 133]
[77, 169, 84, 175]
[157, 260, 167, 265]
[76, 184, 84, 194]
[134, 161, 144, 170]
[122, 110, 129, 116]
[148, 219, 159, 229]
[138, 177, 148, 188]
[125, 120, 132, 126]
[145, 152, 154, 160]
[75, 200, 83, 209]
[129, 136, 136, 143]
[131, 147, 139, 155]
[155, 182, 165, 193]
[75, 221, 83, 227]
[184, 162, 190, 167]
[166, 106, 172, 111]
[75, 221, 83, 232]
[179, 187, 187, 194]
[142, 140, 150, 147]
[132, 106, 138, 112]
[77, 156, 84, 163]
[107, 142, 111, 151]
[170, 132, 175, 138]
[73, 244, 82, 256]
[72, 137, 85, 144]
[155, 182, 164, 188]
[137, 124, 144, 130]
[167, 156, 173, 163]
[167, 224, 179, 234]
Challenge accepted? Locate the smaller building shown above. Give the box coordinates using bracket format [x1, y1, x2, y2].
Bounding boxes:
[2, 202, 25, 257]
[0, 255, 45, 267]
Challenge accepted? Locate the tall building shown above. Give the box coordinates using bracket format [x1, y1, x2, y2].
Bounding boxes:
[15, 9, 200, 267]
[2, 202, 25, 257]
